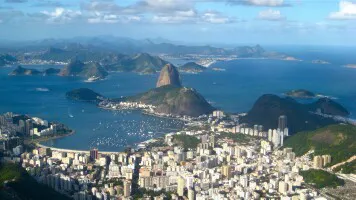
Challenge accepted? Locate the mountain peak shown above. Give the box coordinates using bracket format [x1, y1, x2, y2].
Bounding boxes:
[156, 64, 182, 88]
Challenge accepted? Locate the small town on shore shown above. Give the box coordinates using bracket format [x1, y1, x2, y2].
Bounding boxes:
[1, 107, 355, 200]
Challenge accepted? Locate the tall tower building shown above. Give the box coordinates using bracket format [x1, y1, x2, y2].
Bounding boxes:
[124, 180, 131, 197]
[90, 148, 99, 161]
[278, 115, 287, 131]
[313, 156, 323, 168]
[221, 165, 232, 179]
[177, 176, 185, 197]
[188, 188, 196, 200]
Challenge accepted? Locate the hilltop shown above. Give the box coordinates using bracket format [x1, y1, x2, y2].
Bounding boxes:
[104, 53, 169, 74]
[179, 62, 206, 73]
[0, 54, 17, 67]
[124, 85, 214, 117]
[66, 88, 104, 102]
[59, 60, 108, 79]
[9, 66, 60, 76]
[240, 94, 348, 134]
[284, 89, 316, 98]
[9, 66, 42, 76]
[284, 124, 356, 165]
[156, 64, 182, 88]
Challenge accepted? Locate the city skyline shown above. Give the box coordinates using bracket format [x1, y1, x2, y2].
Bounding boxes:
[0, 0, 356, 45]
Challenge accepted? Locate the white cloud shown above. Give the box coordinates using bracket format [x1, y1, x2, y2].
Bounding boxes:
[88, 12, 141, 24]
[227, 0, 288, 7]
[329, 1, 356, 20]
[202, 11, 235, 24]
[41, 7, 82, 23]
[257, 9, 285, 21]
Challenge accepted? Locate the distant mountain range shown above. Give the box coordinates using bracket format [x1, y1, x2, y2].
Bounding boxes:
[1, 36, 293, 64]
[59, 60, 108, 79]
[240, 94, 349, 134]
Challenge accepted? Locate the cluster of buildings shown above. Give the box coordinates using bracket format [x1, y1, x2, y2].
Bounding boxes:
[1, 110, 348, 200]
[313, 155, 332, 169]
[19, 146, 137, 200]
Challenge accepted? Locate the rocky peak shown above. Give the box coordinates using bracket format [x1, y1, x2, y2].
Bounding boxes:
[156, 64, 182, 88]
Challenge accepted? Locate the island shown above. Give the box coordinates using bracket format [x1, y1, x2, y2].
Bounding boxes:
[178, 62, 206, 73]
[345, 64, 356, 69]
[9, 66, 42, 76]
[9, 66, 60, 76]
[69, 64, 214, 117]
[66, 88, 104, 102]
[312, 60, 330, 64]
[284, 89, 316, 98]
[240, 94, 349, 134]
[59, 60, 108, 80]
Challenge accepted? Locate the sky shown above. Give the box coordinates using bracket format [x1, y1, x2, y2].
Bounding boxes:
[0, 0, 356, 45]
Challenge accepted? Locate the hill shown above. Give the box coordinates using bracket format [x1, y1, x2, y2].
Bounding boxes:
[308, 98, 350, 116]
[124, 85, 214, 117]
[104, 53, 169, 74]
[179, 62, 206, 73]
[300, 169, 344, 189]
[9, 66, 60, 76]
[0, 54, 17, 67]
[0, 163, 71, 200]
[285, 89, 316, 98]
[156, 64, 182, 88]
[59, 60, 108, 79]
[66, 88, 103, 102]
[284, 124, 356, 165]
[240, 94, 348, 134]
[9, 66, 42, 76]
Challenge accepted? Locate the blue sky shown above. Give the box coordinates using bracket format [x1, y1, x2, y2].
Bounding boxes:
[1, 0, 356, 45]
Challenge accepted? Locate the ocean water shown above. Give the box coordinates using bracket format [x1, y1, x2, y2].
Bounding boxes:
[1, 46, 356, 151]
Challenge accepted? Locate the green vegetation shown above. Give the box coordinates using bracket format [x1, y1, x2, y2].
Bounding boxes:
[333, 160, 356, 174]
[9, 66, 42, 76]
[124, 85, 214, 117]
[0, 54, 17, 67]
[300, 169, 344, 189]
[284, 124, 356, 165]
[133, 188, 172, 200]
[66, 88, 103, 102]
[59, 60, 108, 79]
[173, 134, 200, 149]
[217, 132, 251, 144]
[241, 94, 347, 134]
[0, 163, 71, 200]
[179, 62, 206, 73]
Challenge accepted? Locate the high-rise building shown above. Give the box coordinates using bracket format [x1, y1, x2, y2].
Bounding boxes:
[268, 129, 273, 141]
[272, 129, 280, 147]
[221, 165, 232, 179]
[90, 148, 99, 161]
[177, 176, 185, 197]
[278, 115, 287, 131]
[25, 119, 33, 136]
[124, 180, 131, 197]
[322, 155, 332, 166]
[188, 188, 196, 200]
[313, 156, 323, 168]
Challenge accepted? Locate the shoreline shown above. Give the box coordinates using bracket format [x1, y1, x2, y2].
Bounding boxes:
[26, 130, 75, 145]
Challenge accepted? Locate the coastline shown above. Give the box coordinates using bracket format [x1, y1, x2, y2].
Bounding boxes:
[26, 130, 75, 145]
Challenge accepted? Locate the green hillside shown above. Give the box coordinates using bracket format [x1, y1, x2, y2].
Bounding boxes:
[284, 124, 356, 165]
[0, 163, 71, 200]
[300, 169, 344, 189]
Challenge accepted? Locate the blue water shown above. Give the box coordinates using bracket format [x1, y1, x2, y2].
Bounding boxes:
[1, 46, 356, 151]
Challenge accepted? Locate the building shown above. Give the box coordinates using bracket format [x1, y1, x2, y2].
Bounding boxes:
[221, 165, 232, 179]
[313, 156, 323, 168]
[90, 148, 98, 161]
[177, 176, 185, 197]
[322, 155, 332, 166]
[124, 180, 131, 197]
[188, 188, 196, 200]
[278, 115, 287, 131]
